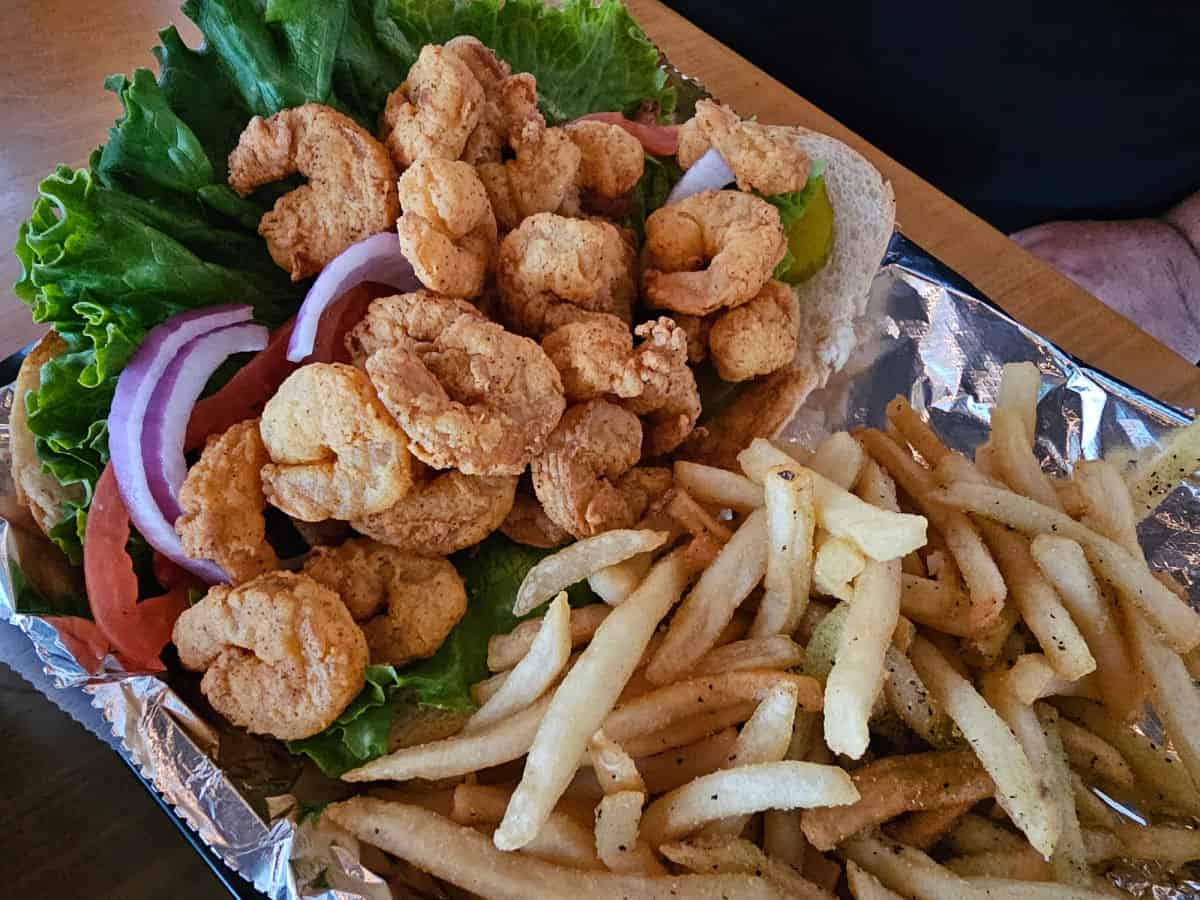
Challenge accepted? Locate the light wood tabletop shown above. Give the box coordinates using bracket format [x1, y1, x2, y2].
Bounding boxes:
[1, 1, 1198, 897]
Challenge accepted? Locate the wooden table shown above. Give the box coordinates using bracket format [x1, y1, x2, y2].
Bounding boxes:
[1, 1, 1197, 897]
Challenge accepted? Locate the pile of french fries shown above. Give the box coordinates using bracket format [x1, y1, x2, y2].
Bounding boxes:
[323, 362, 1200, 899]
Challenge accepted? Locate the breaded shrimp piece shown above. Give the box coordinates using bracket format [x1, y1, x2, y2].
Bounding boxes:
[302, 538, 467, 666]
[500, 485, 571, 549]
[671, 313, 711, 364]
[358, 295, 565, 475]
[380, 44, 484, 168]
[259, 363, 413, 522]
[445, 35, 542, 165]
[477, 120, 581, 230]
[228, 103, 399, 280]
[352, 463, 517, 556]
[565, 120, 645, 198]
[397, 159, 497, 298]
[708, 280, 800, 382]
[641, 189, 787, 315]
[176, 420, 279, 584]
[541, 315, 701, 456]
[173, 571, 367, 740]
[496, 213, 636, 337]
[530, 400, 669, 539]
[676, 99, 811, 195]
[345, 291, 483, 365]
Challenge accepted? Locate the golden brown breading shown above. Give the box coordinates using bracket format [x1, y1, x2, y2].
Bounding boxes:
[676, 99, 811, 195]
[380, 44, 484, 168]
[565, 120, 645, 198]
[708, 280, 801, 382]
[477, 120, 582, 230]
[445, 36, 542, 166]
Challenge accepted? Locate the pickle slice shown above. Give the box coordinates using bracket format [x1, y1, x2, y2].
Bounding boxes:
[781, 177, 834, 283]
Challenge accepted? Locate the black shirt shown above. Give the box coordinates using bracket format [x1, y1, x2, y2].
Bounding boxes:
[665, 1, 1200, 233]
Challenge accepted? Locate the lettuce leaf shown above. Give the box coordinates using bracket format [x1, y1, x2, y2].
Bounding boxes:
[288, 534, 597, 776]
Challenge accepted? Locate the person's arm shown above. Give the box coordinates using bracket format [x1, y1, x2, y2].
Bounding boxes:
[1011, 190, 1200, 362]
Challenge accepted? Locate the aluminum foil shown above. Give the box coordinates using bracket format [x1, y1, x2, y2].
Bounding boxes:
[4, 232, 1200, 897]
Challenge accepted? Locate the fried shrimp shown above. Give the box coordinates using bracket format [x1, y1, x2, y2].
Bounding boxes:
[671, 313, 711, 364]
[355, 294, 565, 475]
[542, 315, 701, 456]
[499, 485, 571, 548]
[302, 538, 467, 666]
[228, 104, 398, 280]
[565, 120, 645, 198]
[676, 99, 811, 195]
[345, 291, 482, 364]
[259, 363, 413, 522]
[477, 120, 582, 230]
[380, 44, 484, 168]
[445, 36, 541, 165]
[173, 571, 367, 740]
[530, 400, 670, 538]
[708, 280, 801, 382]
[496, 213, 636, 337]
[397, 159, 497, 298]
[641, 189, 787, 316]
[352, 462, 517, 556]
[176, 420, 279, 584]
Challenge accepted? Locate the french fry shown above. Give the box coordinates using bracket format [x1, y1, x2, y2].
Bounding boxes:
[963, 878, 1117, 898]
[660, 836, 832, 900]
[859, 428, 1005, 626]
[514, 530, 668, 616]
[846, 859, 906, 900]
[1006, 652, 1098, 705]
[884, 802, 974, 851]
[489, 603, 610, 671]
[962, 603, 1021, 669]
[944, 848, 1051, 881]
[763, 808, 808, 870]
[667, 489, 733, 542]
[883, 647, 958, 749]
[738, 437, 801, 483]
[934, 481, 1200, 652]
[1112, 821, 1200, 870]
[995, 361, 1041, 444]
[640, 761, 859, 846]
[841, 831, 977, 899]
[909, 636, 1058, 857]
[589, 555, 654, 605]
[588, 730, 644, 794]
[1035, 703, 1090, 886]
[673, 461, 764, 511]
[988, 406, 1061, 510]
[646, 509, 768, 684]
[1073, 459, 1141, 552]
[472, 668, 510, 705]
[978, 521, 1096, 680]
[809, 430, 867, 489]
[812, 533, 866, 602]
[899, 574, 977, 636]
[466, 593, 571, 733]
[637, 728, 739, 796]
[450, 784, 603, 870]
[1124, 414, 1200, 518]
[885, 396, 951, 466]
[1070, 774, 1118, 830]
[327, 799, 781, 899]
[620, 703, 758, 759]
[495, 544, 707, 851]
[800, 750, 993, 851]
[1029, 534, 1139, 719]
[1054, 716, 1134, 789]
[343, 693, 551, 782]
[595, 790, 665, 875]
[691, 635, 804, 675]
[945, 814, 1031, 857]
[751, 465, 815, 636]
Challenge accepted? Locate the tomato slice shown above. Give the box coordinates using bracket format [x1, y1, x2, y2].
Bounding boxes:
[84, 465, 189, 672]
[52, 617, 113, 674]
[573, 112, 679, 157]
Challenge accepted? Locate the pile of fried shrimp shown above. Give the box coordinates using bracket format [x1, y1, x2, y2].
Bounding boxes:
[163, 36, 1200, 900]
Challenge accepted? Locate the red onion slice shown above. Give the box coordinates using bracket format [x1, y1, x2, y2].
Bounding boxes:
[665, 147, 735, 205]
[144, 322, 269, 523]
[109, 305, 254, 583]
[286, 232, 420, 363]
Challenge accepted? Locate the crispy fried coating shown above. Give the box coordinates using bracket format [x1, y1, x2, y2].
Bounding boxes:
[380, 44, 484, 168]
[228, 103, 399, 280]
[642, 189, 787, 315]
[302, 538, 467, 666]
[173, 571, 367, 740]
[260, 363, 413, 522]
[542, 314, 700, 457]
[499, 485, 572, 549]
[352, 462, 517, 556]
[676, 99, 811, 195]
[477, 120, 581, 230]
[346, 291, 483, 365]
[397, 159, 497, 298]
[565, 120, 645, 198]
[355, 293, 565, 475]
[445, 36, 542, 166]
[708, 280, 801, 382]
[531, 400, 669, 539]
[10, 332, 85, 537]
[496, 213, 636, 337]
[671, 313, 711, 364]
[176, 420, 279, 584]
